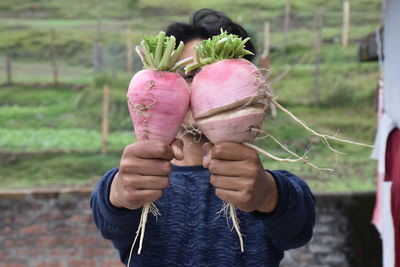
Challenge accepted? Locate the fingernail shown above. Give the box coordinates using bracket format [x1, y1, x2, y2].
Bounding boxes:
[203, 155, 209, 167]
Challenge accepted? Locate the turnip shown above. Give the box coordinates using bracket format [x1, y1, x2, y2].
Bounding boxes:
[126, 32, 191, 262]
[185, 30, 373, 252]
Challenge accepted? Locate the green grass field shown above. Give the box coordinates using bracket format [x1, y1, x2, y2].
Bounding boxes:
[0, 0, 381, 191]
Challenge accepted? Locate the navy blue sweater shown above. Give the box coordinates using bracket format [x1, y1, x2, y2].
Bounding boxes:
[90, 165, 315, 266]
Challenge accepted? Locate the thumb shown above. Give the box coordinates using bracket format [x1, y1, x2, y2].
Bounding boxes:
[202, 142, 213, 168]
[171, 139, 184, 160]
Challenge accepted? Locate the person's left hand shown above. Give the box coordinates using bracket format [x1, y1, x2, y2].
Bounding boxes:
[202, 142, 278, 213]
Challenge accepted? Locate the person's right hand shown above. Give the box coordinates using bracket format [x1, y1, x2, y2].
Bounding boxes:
[109, 139, 183, 210]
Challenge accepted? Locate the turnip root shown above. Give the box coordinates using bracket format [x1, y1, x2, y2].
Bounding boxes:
[126, 32, 191, 262]
[190, 58, 267, 144]
[185, 30, 373, 252]
[128, 70, 190, 142]
[186, 32, 267, 147]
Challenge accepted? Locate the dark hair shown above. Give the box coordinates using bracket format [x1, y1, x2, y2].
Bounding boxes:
[165, 8, 256, 61]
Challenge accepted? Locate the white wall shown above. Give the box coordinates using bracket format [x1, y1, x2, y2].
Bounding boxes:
[384, 0, 400, 125]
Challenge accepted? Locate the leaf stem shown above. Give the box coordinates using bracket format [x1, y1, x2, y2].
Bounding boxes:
[140, 40, 155, 69]
[159, 36, 176, 70]
[168, 41, 184, 69]
[154, 31, 166, 66]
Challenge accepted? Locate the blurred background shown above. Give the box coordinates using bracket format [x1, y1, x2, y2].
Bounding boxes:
[0, 0, 381, 191]
[0, 0, 389, 266]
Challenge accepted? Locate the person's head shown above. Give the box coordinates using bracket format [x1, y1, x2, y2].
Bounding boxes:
[165, 8, 256, 62]
[166, 8, 256, 84]
[166, 9, 256, 140]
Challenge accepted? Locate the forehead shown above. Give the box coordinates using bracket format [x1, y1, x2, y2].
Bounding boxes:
[178, 39, 203, 60]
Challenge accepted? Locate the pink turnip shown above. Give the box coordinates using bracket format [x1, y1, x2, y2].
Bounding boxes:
[190, 58, 267, 144]
[128, 32, 191, 143]
[126, 32, 191, 261]
[128, 70, 190, 142]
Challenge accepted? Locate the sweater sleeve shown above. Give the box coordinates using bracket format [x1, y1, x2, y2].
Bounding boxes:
[90, 167, 142, 262]
[251, 170, 316, 251]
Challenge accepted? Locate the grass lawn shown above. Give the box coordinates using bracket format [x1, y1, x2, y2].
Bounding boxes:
[0, 152, 121, 190]
[0, 83, 377, 192]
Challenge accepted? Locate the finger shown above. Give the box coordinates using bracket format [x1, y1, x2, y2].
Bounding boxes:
[126, 175, 170, 190]
[121, 158, 172, 176]
[202, 142, 214, 168]
[215, 188, 243, 206]
[210, 175, 242, 191]
[171, 139, 184, 160]
[208, 159, 257, 177]
[212, 142, 258, 161]
[124, 189, 163, 209]
[124, 141, 174, 160]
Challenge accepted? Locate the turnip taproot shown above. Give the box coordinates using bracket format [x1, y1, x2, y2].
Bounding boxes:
[126, 32, 191, 261]
[185, 30, 373, 252]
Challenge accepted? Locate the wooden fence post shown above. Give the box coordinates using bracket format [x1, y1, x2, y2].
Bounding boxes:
[313, 8, 323, 106]
[93, 43, 104, 74]
[283, 0, 291, 53]
[102, 84, 110, 155]
[342, 0, 350, 47]
[260, 22, 270, 69]
[260, 22, 277, 118]
[126, 28, 133, 73]
[380, 0, 386, 24]
[93, 20, 104, 74]
[51, 29, 59, 86]
[5, 50, 12, 86]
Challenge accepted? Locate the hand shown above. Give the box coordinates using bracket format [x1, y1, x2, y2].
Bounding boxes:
[110, 139, 183, 210]
[203, 142, 278, 213]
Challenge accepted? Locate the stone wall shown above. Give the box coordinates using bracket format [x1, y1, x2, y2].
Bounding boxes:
[281, 191, 382, 267]
[0, 189, 123, 267]
[0, 189, 381, 267]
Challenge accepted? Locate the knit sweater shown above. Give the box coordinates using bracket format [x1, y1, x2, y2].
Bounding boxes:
[90, 165, 315, 267]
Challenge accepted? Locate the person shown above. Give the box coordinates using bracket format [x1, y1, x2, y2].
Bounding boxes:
[90, 8, 315, 267]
